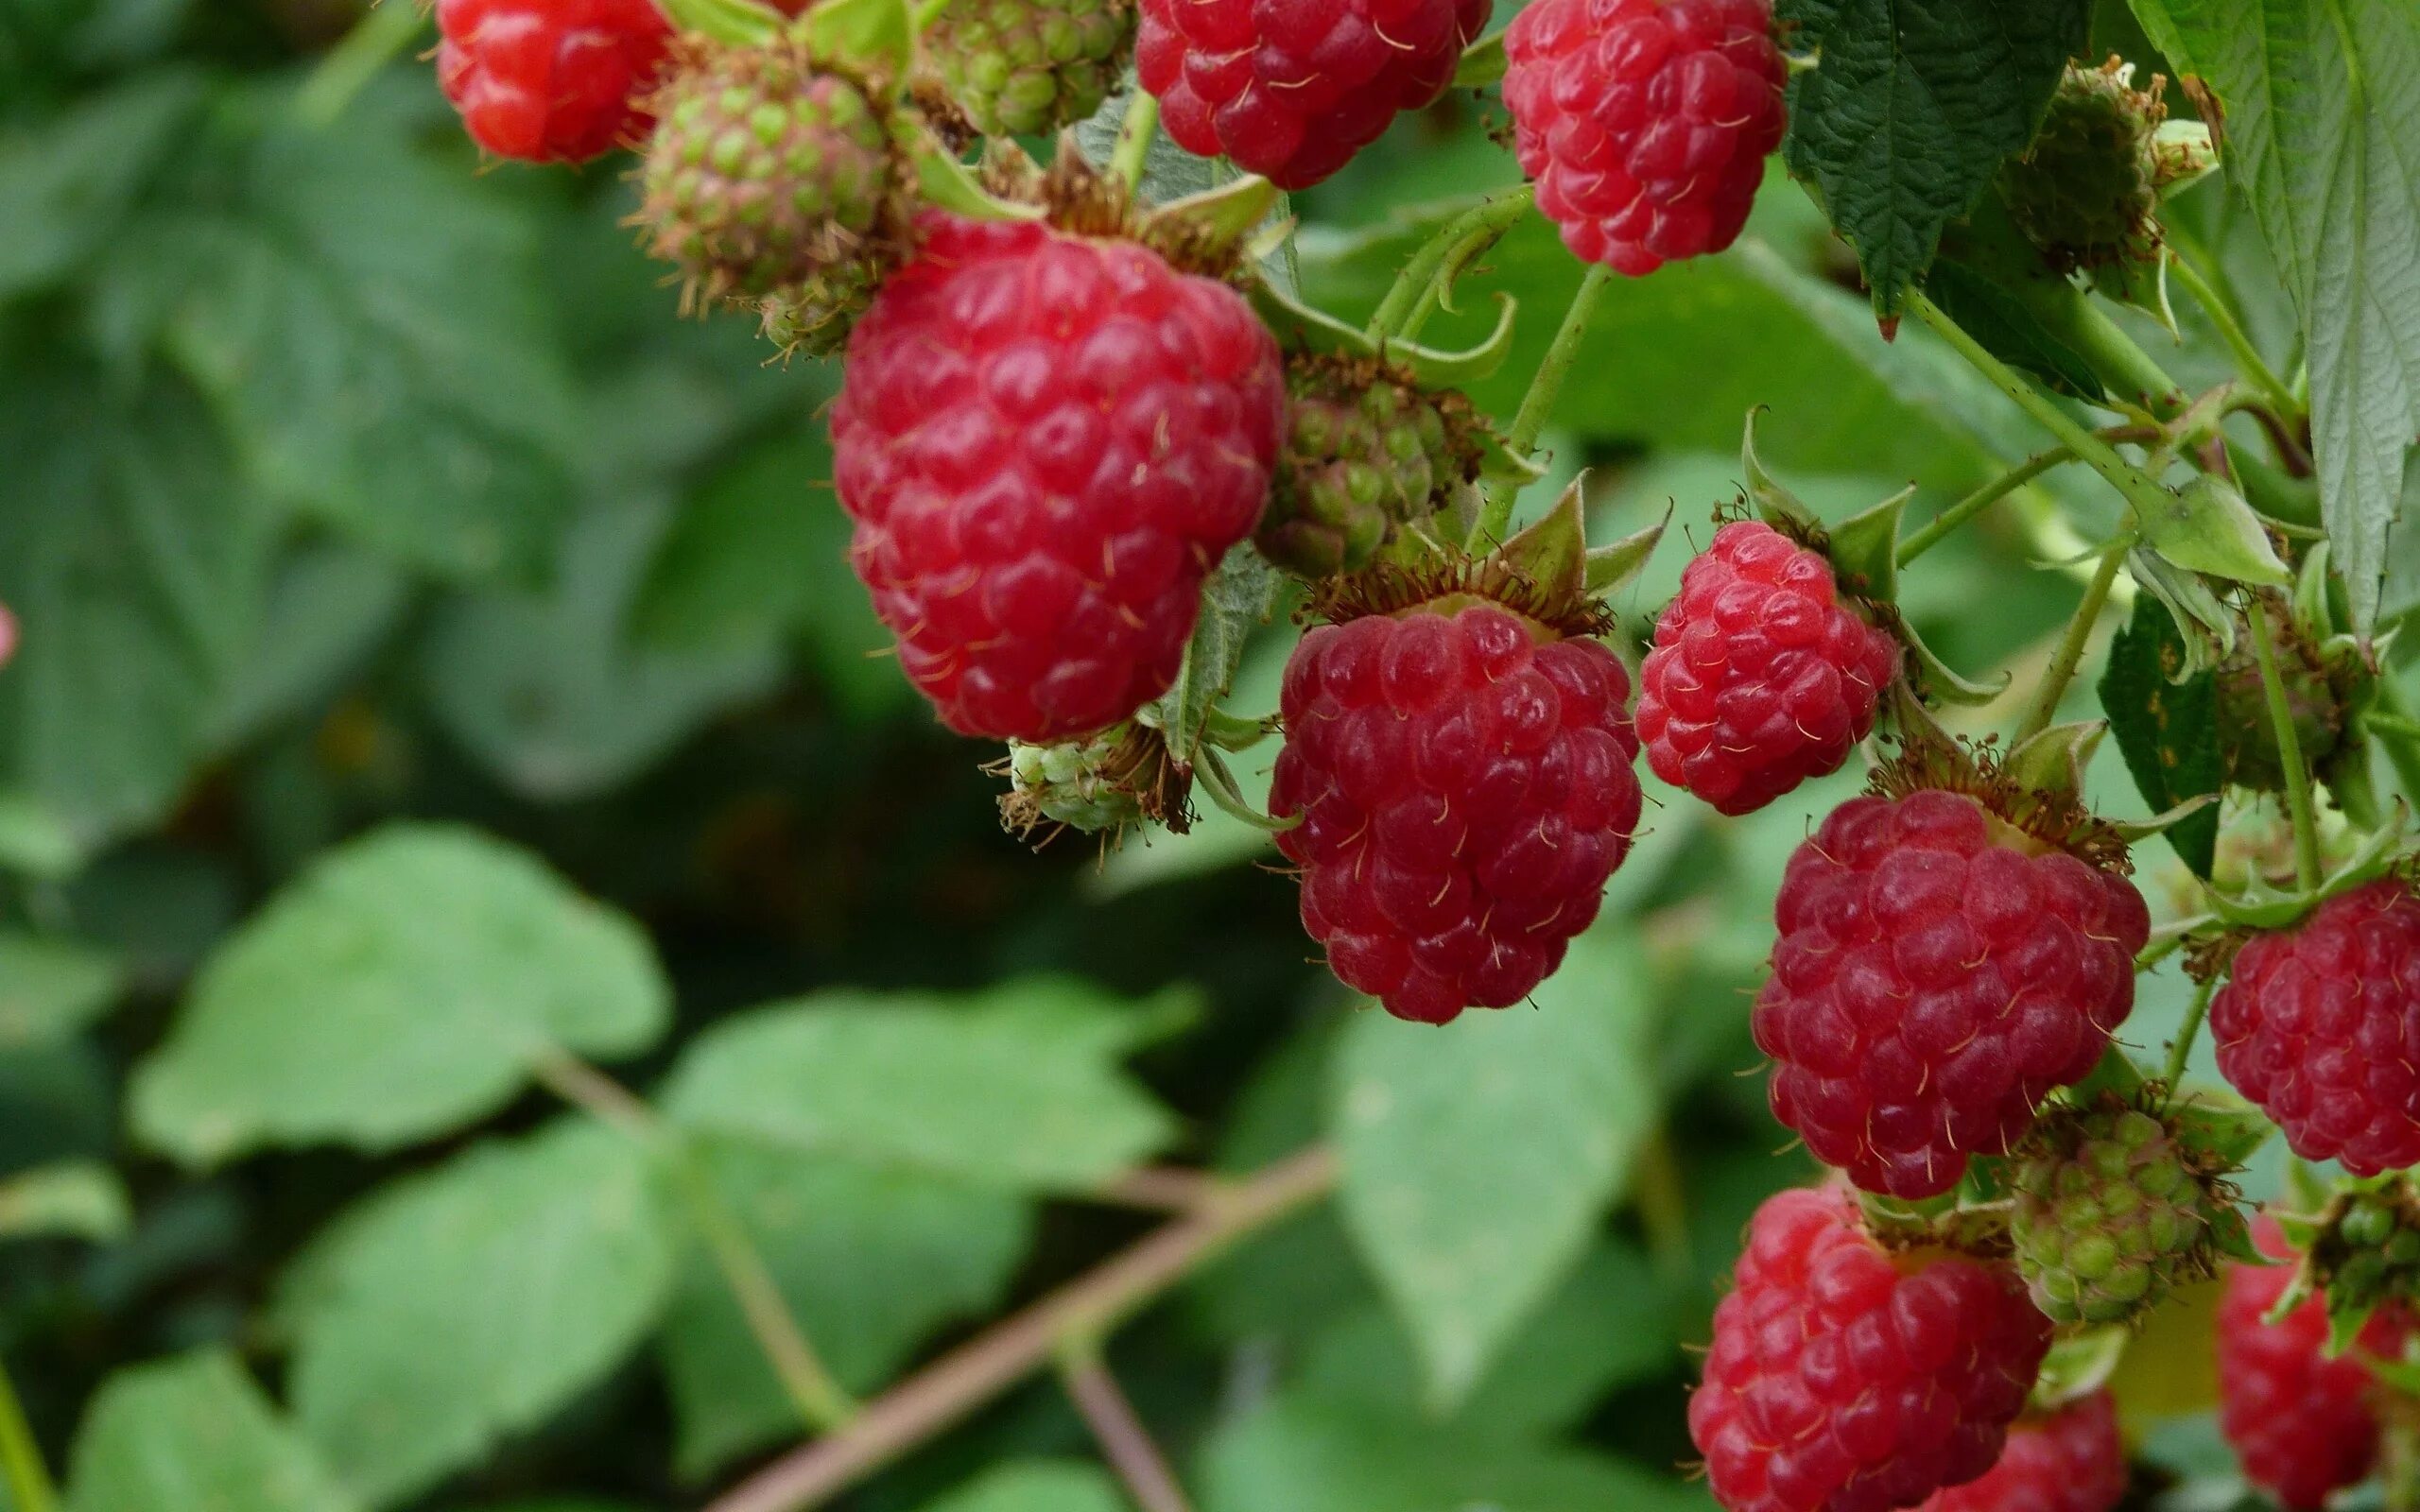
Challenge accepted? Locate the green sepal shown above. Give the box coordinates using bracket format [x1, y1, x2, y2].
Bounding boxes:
[2152, 120, 2219, 199]
[1584, 511, 1668, 595]
[2128, 546, 2234, 673]
[1148, 176, 1283, 258]
[1452, 28, 1507, 88]
[2295, 541, 2342, 638]
[1249, 281, 1519, 390]
[1495, 479, 1588, 610]
[2031, 1329, 2128, 1412]
[2090, 250, 2180, 339]
[657, 0, 784, 46]
[1473, 427, 1548, 489]
[2325, 1292, 2387, 1359]
[1742, 411, 2003, 705]
[1144, 543, 1285, 765]
[2203, 802, 2414, 931]
[797, 0, 914, 80]
[914, 145, 1046, 222]
[2002, 721, 2106, 805]
[2138, 473, 2293, 588]
[2169, 1096, 2275, 1170]
[2106, 793, 2218, 845]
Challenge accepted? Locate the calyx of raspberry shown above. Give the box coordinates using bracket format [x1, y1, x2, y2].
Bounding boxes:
[970, 135, 1279, 280]
[1876, 722, 2139, 874]
[2204, 800, 2414, 932]
[996, 722, 1192, 840]
[1741, 411, 2005, 707]
[2269, 1177, 2420, 1356]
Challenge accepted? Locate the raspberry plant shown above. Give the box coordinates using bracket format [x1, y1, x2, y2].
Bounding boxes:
[2, 1, 2419, 1512]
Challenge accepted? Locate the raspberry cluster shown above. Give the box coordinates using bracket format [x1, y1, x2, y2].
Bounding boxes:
[434, 0, 671, 163]
[1917, 1393, 2126, 1512]
[1690, 1188, 2052, 1512]
[1270, 600, 1643, 1024]
[1503, 0, 1789, 274]
[1136, 0, 1493, 190]
[831, 214, 1285, 741]
[2211, 879, 2420, 1176]
[2219, 1217, 2409, 1511]
[1754, 788, 2150, 1198]
[1636, 521, 1901, 816]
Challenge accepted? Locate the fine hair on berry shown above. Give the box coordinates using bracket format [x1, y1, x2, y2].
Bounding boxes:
[1691, 1186, 2053, 1512]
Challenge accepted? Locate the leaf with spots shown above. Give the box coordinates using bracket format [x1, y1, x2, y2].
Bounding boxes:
[2098, 593, 2219, 878]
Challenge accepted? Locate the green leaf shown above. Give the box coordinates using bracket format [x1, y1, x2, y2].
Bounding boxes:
[1330, 929, 1659, 1408]
[0, 72, 203, 299]
[279, 1120, 676, 1508]
[0, 933, 121, 1051]
[915, 1462, 1127, 1512]
[1200, 1393, 1711, 1512]
[102, 109, 581, 583]
[2098, 592, 2220, 877]
[131, 824, 669, 1165]
[0, 356, 273, 853]
[424, 495, 782, 801]
[0, 1160, 130, 1243]
[662, 980, 1180, 1192]
[210, 543, 408, 750]
[1924, 261, 2112, 400]
[2128, 0, 2420, 630]
[1779, 0, 2093, 320]
[660, 1140, 1031, 1478]
[67, 1351, 359, 1512]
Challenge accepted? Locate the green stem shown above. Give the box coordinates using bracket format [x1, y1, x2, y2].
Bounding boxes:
[531, 1054, 856, 1433]
[2169, 251, 2300, 419]
[1364, 186, 1534, 344]
[1897, 446, 2080, 565]
[292, 0, 428, 129]
[2013, 537, 2132, 747]
[1908, 292, 2175, 525]
[1107, 92, 1161, 192]
[2163, 971, 2220, 1090]
[1474, 264, 1610, 544]
[0, 1353, 57, 1512]
[2247, 603, 2325, 891]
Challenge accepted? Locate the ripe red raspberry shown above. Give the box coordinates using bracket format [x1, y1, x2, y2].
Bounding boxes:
[831, 214, 1284, 742]
[435, 0, 670, 163]
[2219, 1215, 2409, 1511]
[1637, 521, 1900, 816]
[1754, 787, 2151, 1198]
[1503, 0, 1789, 275]
[1135, 0, 1493, 191]
[2211, 880, 2420, 1176]
[1690, 1187, 2052, 1512]
[1270, 600, 1643, 1024]
[1916, 1393, 2126, 1512]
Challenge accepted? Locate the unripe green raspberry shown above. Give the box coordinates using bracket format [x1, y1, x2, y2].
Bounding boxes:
[639, 41, 901, 306]
[997, 723, 1187, 838]
[1255, 354, 1480, 579]
[2308, 1180, 2420, 1321]
[1999, 58, 2167, 273]
[925, 0, 1134, 137]
[2213, 600, 2351, 793]
[2013, 1100, 2246, 1327]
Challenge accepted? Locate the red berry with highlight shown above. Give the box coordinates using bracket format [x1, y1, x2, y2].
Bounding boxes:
[1135, 0, 1493, 190]
[2219, 1215, 2408, 1510]
[2210, 879, 2420, 1177]
[1638, 521, 1900, 816]
[1503, 0, 1788, 275]
[435, 0, 670, 163]
[1754, 788, 2150, 1198]
[1270, 601, 1643, 1024]
[1690, 1187, 2053, 1512]
[1916, 1393, 2126, 1512]
[831, 215, 1284, 743]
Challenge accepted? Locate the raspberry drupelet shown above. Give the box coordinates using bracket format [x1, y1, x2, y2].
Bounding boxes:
[2210, 879, 2420, 1177]
[1135, 0, 1494, 190]
[1754, 783, 2151, 1199]
[1916, 1392, 2127, 1512]
[830, 213, 1285, 743]
[1637, 521, 1901, 816]
[1503, 0, 1789, 275]
[1270, 598, 1643, 1023]
[436, 0, 671, 163]
[1691, 1186, 2053, 1512]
